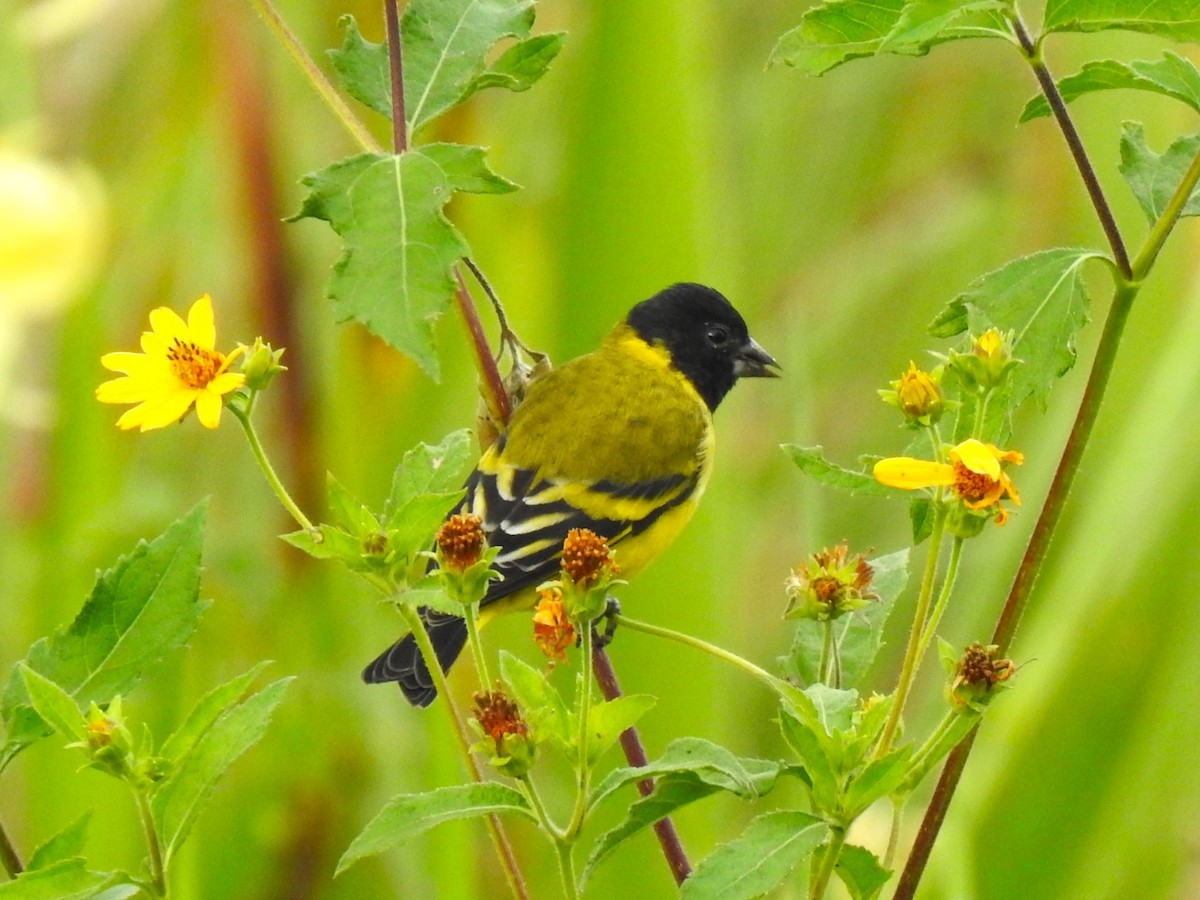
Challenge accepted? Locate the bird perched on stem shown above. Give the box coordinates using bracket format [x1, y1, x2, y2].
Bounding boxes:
[363, 282, 779, 706]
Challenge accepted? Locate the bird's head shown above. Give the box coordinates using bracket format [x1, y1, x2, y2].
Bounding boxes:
[626, 283, 780, 411]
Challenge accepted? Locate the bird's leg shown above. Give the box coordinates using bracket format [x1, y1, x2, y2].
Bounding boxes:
[593, 595, 621, 649]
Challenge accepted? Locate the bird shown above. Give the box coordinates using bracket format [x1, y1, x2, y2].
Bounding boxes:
[362, 282, 779, 706]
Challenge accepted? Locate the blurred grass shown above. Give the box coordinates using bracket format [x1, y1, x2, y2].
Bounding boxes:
[2, 1, 1200, 898]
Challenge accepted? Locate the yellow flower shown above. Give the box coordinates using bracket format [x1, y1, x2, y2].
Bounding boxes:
[96, 295, 244, 431]
[874, 438, 1023, 525]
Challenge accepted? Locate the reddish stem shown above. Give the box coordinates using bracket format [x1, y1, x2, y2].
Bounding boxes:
[384, 0, 407, 153]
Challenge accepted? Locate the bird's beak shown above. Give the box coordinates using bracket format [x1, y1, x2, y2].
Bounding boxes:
[734, 337, 781, 378]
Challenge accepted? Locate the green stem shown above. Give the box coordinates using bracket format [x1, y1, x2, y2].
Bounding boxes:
[0, 817, 23, 879]
[134, 788, 166, 898]
[462, 602, 492, 687]
[554, 839, 581, 900]
[809, 825, 846, 900]
[230, 403, 315, 532]
[1132, 145, 1200, 279]
[915, 536, 964, 660]
[615, 614, 792, 697]
[398, 606, 530, 900]
[829, 624, 842, 688]
[884, 798, 904, 870]
[818, 619, 833, 684]
[518, 774, 564, 842]
[874, 510, 946, 758]
[243, 0, 381, 154]
[565, 625, 595, 839]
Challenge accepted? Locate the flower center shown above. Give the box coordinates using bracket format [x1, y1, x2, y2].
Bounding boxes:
[952, 461, 998, 503]
[812, 574, 842, 604]
[166, 338, 224, 388]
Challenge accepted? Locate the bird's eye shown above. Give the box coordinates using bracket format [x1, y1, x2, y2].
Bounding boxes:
[706, 325, 730, 347]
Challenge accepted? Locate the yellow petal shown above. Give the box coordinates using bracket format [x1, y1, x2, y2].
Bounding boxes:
[873, 457, 956, 489]
[148, 306, 188, 343]
[100, 351, 158, 375]
[96, 376, 150, 404]
[186, 294, 216, 349]
[115, 404, 149, 430]
[207, 371, 245, 396]
[951, 439, 1000, 479]
[193, 389, 224, 428]
[134, 389, 196, 431]
[140, 330, 168, 356]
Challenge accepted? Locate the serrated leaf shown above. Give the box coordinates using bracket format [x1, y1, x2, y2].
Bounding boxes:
[781, 550, 908, 690]
[584, 759, 798, 884]
[782, 445, 900, 497]
[419, 143, 519, 194]
[1, 506, 208, 766]
[326, 473, 380, 535]
[401, 0, 561, 135]
[805, 684, 858, 735]
[328, 16, 392, 119]
[1021, 52, 1200, 122]
[843, 746, 913, 816]
[0, 860, 136, 900]
[836, 843, 892, 900]
[336, 782, 535, 875]
[498, 650, 571, 746]
[151, 677, 292, 869]
[586, 694, 655, 766]
[26, 811, 92, 872]
[1119, 123, 1200, 224]
[929, 248, 1106, 411]
[681, 810, 827, 900]
[294, 152, 467, 379]
[388, 492, 465, 567]
[158, 662, 273, 764]
[769, 0, 1010, 77]
[1043, 0, 1200, 42]
[279, 524, 363, 564]
[17, 667, 88, 743]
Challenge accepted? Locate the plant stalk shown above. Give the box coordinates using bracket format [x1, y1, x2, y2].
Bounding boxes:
[565, 625, 595, 838]
[398, 605, 529, 900]
[231, 403, 315, 532]
[384, 0, 407, 153]
[809, 825, 847, 900]
[134, 787, 167, 897]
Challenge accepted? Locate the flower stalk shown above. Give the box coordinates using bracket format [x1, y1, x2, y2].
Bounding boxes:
[809, 825, 846, 900]
[229, 402, 315, 533]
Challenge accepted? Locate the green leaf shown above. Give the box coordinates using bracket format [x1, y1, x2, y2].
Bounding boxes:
[805, 684, 858, 735]
[781, 550, 909, 690]
[0, 860, 136, 900]
[897, 711, 980, 794]
[589, 737, 778, 810]
[151, 677, 292, 869]
[498, 650, 571, 746]
[293, 152, 468, 379]
[1, 506, 208, 766]
[279, 524, 363, 564]
[681, 810, 827, 900]
[1020, 53, 1200, 122]
[326, 473, 379, 535]
[769, 0, 1010, 77]
[836, 843, 892, 900]
[158, 662, 273, 764]
[585, 758, 799, 884]
[386, 430, 473, 514]
[17, 667, 87, 743]
[586, 694, 655, 766]
[782, 445, 900, 497]
[26, 811, 92, 872]
[1119, 123, 1200, 224]
[843, 746, 913, 816]
[400, 1, 562, 136]
[928, 248, 1107, 411]
[1044, 0, 1200, 42]
[336, 782, 535, 875]
[910, 497, 936, 543]
[330, 7, 563, 137]
[779, 709, 839, 812]
[419, 143, 519, 194]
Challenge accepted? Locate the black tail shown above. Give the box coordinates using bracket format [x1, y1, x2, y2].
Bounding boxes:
[362, 608, 469, 707]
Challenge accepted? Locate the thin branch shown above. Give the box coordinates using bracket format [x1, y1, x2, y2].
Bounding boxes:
[244, 0, 381, 153]
[384, 0, 407, 153]
[455, 269, 513, 427]
[591, 646, 692, 885]
[1011, 16, 1131, 278]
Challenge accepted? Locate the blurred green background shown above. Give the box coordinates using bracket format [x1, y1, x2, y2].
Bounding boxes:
[2, 1, 1199, 897]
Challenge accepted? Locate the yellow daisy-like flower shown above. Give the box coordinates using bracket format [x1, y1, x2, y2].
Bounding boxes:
[874, 438, 1024, 525]
[96, 295, 245, 431]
